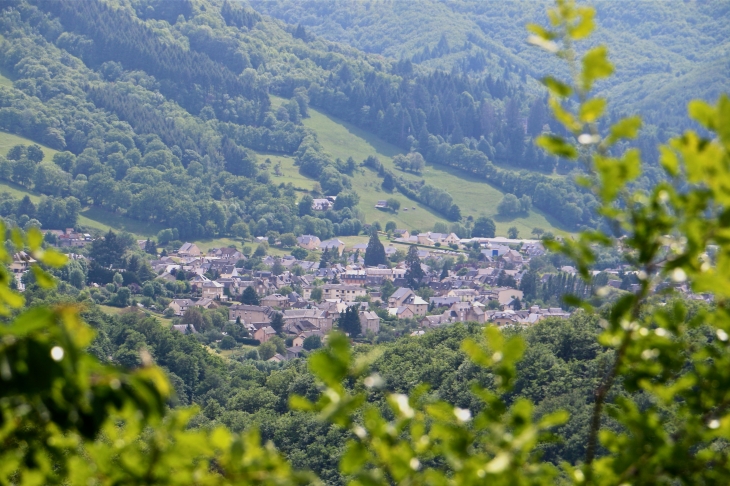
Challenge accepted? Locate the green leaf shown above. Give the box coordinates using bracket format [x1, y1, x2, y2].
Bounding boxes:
[340, 441, 368, 474]
[526, 23, 556, 40]
[568, 7, 595, 40]
[606, 116, 642, 145]
[579, 98, 606, 123]
[542, 76, 572, 98]
[31, 266, 56, 289]
[39, 248, 68, 268]
[581, 46, 613, 91]
[26, 227, 43, 252]
[688, 100, 715, 130]
[539, 410, 570, 428]
[536, 135, 578, 159]
[659, 146, 679, 177]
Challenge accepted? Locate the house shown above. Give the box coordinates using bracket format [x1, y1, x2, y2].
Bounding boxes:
[201, 280, 225, 300]
[214, 247, 243, 261]
[319, 238, 346, 256]
[297, 234, 321, 250]
[286, 346, 304, 360]
[260, 293, 290, 308]
[389, 287, 415, 308]
[312, 198, 333, 211]
[194, 298, 218, 310]
[375, 200, 388, 209]
[10, 252, 36, 274]
[393, 229, 410, 239]
[171, 324, 199, 335]
[420, 315, 445, 328]
[254, 325, 277, 343]
[407, 296, 428, 316]
[487, 288, 525, 306]
[228, 305, 273, 324]
[388, 306, 415, 319]
[283, 308, 335, 332]
[447, 289, 478, 302]
[268, 353, 286, 363]
[341, 273, 368, 286]
[359, 311, 380, 334]
[292, 330, 324, 347]
[178, 242, 201, 257]
[502, 249, 524, 265]
[168, 299, 196, 316]
[490, 311, 521, 327]
[318, 284, 367, 301]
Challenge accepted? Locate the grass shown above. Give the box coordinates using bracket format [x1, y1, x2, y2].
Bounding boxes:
[0, 131, 58, 161]
[0, 179, 162, 239]
[271, 96, 568, 237]
[98, 305, 171, 327]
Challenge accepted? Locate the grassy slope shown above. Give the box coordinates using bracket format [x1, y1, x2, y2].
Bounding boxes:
[0, 131, 58, 161]
[271, 96, 565, 237]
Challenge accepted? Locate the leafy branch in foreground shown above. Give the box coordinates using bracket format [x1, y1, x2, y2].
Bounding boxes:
[528, 0, 730, 483]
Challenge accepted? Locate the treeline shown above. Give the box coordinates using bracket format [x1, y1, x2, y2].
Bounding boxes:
[36, 0, 270, 118]
[58, 298, 613, 481]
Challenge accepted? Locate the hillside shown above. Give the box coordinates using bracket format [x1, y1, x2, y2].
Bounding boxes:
[0, 0, 604, 242]
[271, 96, 564, 236]
[252, 0, 730, 132]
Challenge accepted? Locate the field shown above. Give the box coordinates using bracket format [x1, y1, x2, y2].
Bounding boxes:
[0, 131, 58, 161]
[0, 179, 163, 239]
[98, 305, 171, 327]
[270, 97, 567, 236]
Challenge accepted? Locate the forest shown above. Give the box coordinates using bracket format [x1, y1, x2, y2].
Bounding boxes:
[0, 0, 663, 235]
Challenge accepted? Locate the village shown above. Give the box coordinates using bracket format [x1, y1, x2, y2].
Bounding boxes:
[138, 230, 571, 360]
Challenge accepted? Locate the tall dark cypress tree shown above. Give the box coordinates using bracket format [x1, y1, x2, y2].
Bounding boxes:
[364, 229, 386, 267]
[404, 245, 425, 289]
[337, 306, 361, 337]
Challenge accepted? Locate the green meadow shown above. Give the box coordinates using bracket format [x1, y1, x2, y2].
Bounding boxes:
[270, 96, 566, 237]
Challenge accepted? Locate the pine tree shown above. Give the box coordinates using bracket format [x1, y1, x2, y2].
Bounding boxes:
[364, 229, 386, 267]
[337, 306, 361, 337]
[270, 312, 284, 335]
[320, 248, 330, 268]
[404, 245, 425, 289]
[241, 286, 259, 305]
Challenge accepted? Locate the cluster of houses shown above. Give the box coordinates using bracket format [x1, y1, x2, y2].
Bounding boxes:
[159, 236, 581, 363]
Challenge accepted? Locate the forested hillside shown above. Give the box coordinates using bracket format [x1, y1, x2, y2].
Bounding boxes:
[0, 0, 613, 237]
[252, 0, 730, 133]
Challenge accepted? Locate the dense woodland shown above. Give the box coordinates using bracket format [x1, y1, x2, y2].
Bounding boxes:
[0, 0, 687, 234]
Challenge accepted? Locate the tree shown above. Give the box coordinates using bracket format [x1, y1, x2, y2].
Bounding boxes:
[472, 216, 496, 237]
[291, 247, 308, 260]
[497, 193, 522, 216]
[271, 258, 284, 276]
[337, 306, 361, 337]
[385, 221, 397, 233]
[310, 287, 323, 302]
[241, 286, 259, 305]
[364, 229, 386, 266]
[386, 198, 400, 212]
[220, 335, 237, 350]
[302, 335, 322, 351]
[254, 243, 267, 257]
[280, 233, 297, 247]
[508, 226, 519, 239]
[258, 341, 276, 360]
[270, 312, 284, 335]
[144, 238, 157, 255]
[404, 245, 425, 289]
[531, 227, 545, 238]
[89, 230, 126, 267]
[319, 248, 331, 268]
